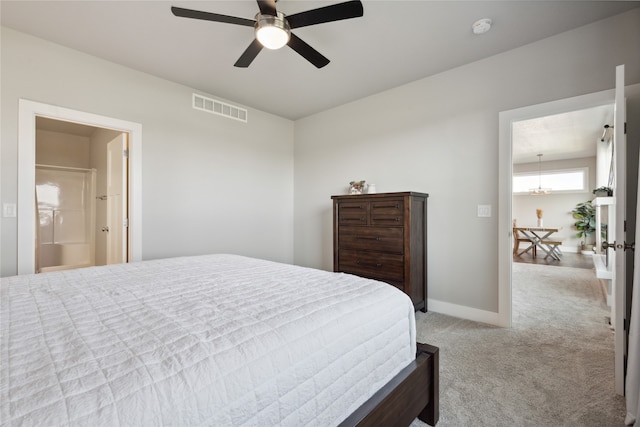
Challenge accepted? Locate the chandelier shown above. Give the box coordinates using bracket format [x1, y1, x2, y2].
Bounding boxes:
[529, 153, 551, 195]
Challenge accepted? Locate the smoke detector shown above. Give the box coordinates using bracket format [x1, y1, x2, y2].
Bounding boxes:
[472, 18, 492, 35]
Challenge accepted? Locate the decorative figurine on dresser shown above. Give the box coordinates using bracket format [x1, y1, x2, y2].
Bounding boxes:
[332, 191, 429, 312]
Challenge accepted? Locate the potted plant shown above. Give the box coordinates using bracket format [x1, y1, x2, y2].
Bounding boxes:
[572, 201, 596, 253]
[593, 186, 613, 197]
[572, 201, 608, 254]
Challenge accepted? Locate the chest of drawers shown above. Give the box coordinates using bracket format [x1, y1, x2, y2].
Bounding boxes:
[331, 192, 429, 312]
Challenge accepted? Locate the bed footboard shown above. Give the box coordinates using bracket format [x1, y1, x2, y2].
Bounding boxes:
[339, 343, 439, 427]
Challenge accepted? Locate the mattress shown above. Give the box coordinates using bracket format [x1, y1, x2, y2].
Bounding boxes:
[1, 254, 416, 426]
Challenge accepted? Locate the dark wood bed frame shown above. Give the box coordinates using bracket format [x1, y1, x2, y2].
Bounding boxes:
[339, 343, 439, 427]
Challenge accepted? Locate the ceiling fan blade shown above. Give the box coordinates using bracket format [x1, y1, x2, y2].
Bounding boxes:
[287, 0, 363, 29]
[171, 6, 255, 27]
[234, 39, 264, 68]
[287, 33, 330, 68]
[256, 0, 277, 16]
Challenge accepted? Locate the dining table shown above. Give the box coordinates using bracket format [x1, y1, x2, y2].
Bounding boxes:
[513, 226, 563, 260]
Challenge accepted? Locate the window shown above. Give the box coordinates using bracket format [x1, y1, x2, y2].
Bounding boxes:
[513, 167, 588, 194]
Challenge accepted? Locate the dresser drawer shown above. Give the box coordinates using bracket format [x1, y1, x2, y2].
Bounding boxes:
[337, 201, 369, 225]
[370, 199, 404, 226]
[338, 226, 403, 253]
[338, 249, 404, 282]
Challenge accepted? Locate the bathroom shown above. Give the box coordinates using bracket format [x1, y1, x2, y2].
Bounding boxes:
[35, 117, 127, 272]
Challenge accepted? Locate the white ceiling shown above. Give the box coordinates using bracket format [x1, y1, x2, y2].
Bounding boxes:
[512, 104, 614, 164]
[2, 0, 637, 160]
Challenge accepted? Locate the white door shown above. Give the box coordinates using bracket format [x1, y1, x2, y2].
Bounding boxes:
[613, 64, 627, 395]
[106, 134, 128, 264]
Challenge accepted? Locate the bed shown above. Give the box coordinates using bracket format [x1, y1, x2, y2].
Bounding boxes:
[1, 254, 438, 426]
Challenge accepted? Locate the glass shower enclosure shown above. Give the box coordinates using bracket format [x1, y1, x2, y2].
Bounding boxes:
[35, 165, 96, 272]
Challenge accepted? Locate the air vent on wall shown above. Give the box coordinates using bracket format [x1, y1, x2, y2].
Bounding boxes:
[192, 93, 248, 123]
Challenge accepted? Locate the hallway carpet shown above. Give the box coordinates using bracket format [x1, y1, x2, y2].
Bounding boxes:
[411, 263, 625, 426]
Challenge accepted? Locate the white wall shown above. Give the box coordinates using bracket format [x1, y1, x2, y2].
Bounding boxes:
[1, 27, 295, 277]
[513, 157, 597, 253]
[293, 9, 640, 317]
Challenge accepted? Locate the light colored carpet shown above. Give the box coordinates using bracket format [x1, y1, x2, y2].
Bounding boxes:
[411, 263, 626, 426]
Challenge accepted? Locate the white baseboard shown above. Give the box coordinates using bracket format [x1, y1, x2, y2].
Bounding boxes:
[513, 245, 579, 254]
[427, 298, 501, 326]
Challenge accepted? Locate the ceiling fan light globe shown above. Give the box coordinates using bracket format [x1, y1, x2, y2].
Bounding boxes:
[256, 26, 289, 49]
[255, 12, 291, 50]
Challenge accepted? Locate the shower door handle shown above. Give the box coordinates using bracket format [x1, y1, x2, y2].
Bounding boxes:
[101, 226, 110, 232]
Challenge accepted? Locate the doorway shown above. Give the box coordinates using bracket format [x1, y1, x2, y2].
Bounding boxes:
[17, 99, 142, 275]
[498, 88, 617, 327]
[510, 106, 614, 318]
[34, 117, 127, 272]
[511, 105, 613, 261]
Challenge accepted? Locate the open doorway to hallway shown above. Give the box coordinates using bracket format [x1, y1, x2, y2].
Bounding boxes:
[511, 105, 613, 273]
[510, 104, 614, 307]
[498, 88, 618, 329]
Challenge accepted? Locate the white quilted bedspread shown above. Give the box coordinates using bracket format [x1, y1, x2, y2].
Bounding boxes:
[1, 254, 416, 426]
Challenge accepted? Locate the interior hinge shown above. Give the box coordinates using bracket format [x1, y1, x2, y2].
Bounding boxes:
[624, 122, 627, 134]
[124, 149, 129, 158]
[124, 218, 129, 227]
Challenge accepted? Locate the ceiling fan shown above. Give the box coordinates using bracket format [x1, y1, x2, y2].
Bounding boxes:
[171, 0, 364, 68]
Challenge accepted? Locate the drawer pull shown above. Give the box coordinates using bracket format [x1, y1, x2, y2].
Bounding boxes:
[372, 203, 400, 209]
[373, 217, 400, 222]
[342, 217, 366, 222]
[356, 236, 381, 241]
[342, 205, 365, 210]
[356, 260, 383, 268]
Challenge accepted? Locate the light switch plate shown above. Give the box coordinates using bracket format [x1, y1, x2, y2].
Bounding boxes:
[3, 203, 17, 218]
[477, 204, 491, 217]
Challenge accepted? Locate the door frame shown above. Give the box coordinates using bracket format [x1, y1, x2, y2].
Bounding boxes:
[498, 88, 616, 327]
[17, 99, 142, 274]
